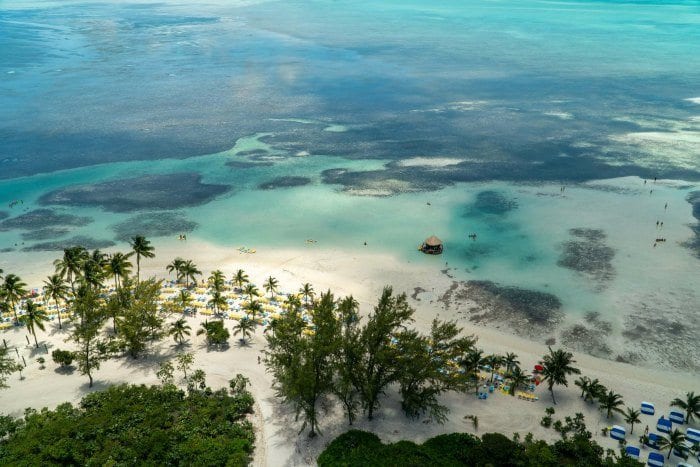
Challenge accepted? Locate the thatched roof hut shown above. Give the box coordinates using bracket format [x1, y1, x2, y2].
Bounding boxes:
[420, 235, 443, 254]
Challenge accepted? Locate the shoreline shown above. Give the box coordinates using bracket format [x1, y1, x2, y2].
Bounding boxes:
[0, 240, 698, 465]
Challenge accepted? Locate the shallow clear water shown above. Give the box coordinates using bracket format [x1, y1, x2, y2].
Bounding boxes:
[1, 0, 699, 363]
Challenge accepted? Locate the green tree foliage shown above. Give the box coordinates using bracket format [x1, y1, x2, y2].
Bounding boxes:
[263, 276, 279, 298]
[19, 300, 49, 348]
[166, 257, 186, 282]
[598, 390, 625, 419]
[233, 317, 257, 344]
[396, 319, 475, 423]
[168, 318, 192, 345]
[70, 285, 108, 387]
[0, 348, 22, 389]
[623, 407, 641, 434]
[51, 349, 75, 368]
[197, 320, 230, 347]
[333, 295, 361, 425]
[318, 428, 640, 466]
[106, 252, 132, 290]
[116, 279, 164, 358]
[43, 274, 69, 330]
[233, 269, 249, 290]
[353, 287, 415, 420]
[181, 260, 202, 288]
[156, 361, 175, 385]
[670, 391, 700, 424]
[0, 384, 255, 465]
[540, 347, 581, 405]
[658, 429, 687, 460]
[2, 273, 27, 324]
[265, 291, 339, 437]
[459, 348, 485, 395]
[129, 235, 155, 283]
[188, 369, 207, 393]
[176, 352, 194, 380]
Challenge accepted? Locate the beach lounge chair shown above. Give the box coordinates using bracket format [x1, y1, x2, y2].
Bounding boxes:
[687, 427, 700, 444]
[657, 417, 672, 433]
[642, 402, 656, 415]
[669, 410, 685, 424]
[647, 452, 665, 466]
[625, 445, 640, 460]
[610, 425, 626, 441]
[648, 433, 665, 449]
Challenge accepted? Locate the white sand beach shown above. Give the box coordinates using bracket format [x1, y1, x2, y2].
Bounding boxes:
[1, 240, 698, 465]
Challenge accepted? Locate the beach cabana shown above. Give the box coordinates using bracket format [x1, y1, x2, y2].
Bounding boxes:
[610, 425, 626, 441]
[657, 416, 672, 433]
[625, 446, 640, 460]
[647, 452, 665, 467]
[669, 410, 685, 424]
[641, 401, 655, 415]
[419, 235, 443, 255]
[687, 427, 700, 444]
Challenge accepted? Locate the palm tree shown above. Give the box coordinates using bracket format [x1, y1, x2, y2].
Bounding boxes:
[574, 376, 591, 398]
[54, 246, 88, 294]
[208, 270, 226, 294]
[658, 429, 687, 459]
[284, 294, 302, 313]
[177, 289, 194, 313]
[540, 346, 581, 405]
[233, 317, 256, 344]
[169, 318, 192, 345]
[19, 300, 49, 348]
[2, 274, 27, 324]
[181, 260, 201, 288]
[208, 291, 228, 320]
[166, 258, 186, 283]
[43, 274, 69, 330]
[106, 252, 132, 290]
[244, 300, 263, 322]
[460, 348, 484, 395]
[623, 407, 641, 434]
[586, 378, 606, 402]
[507, 366, 531, 396]
[484, 354, 504, 382]
[504, 352, 520, 373]
[299, 283, 314, 306]
[671, 391, 700, 424]
[232, 269, 249, 290]
[263, 276, 279, 299]
[243, 284, 259, 302]
[598, 390, 625, 419]
[81, 251, 106, 290]
[130, 235, 155, 283]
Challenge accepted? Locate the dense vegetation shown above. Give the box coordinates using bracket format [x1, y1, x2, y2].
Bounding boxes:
[0, 383, 255, 465]
[264, 286, 582, 437]
[318, 428, 643, 467]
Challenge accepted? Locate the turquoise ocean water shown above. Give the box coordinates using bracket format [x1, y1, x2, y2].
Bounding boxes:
[1, 0, 699, 363]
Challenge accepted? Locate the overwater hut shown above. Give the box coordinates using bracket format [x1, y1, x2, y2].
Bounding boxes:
[420, 235, 443, 255]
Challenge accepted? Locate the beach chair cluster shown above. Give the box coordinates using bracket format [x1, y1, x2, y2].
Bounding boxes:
[631, 400, 700, 466]
[158, 280, 307, 330]
[515, 391, 538, 402]
[1, 294, 71, 331]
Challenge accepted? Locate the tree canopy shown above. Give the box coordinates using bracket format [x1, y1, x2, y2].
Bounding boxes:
[0, 384, 255, 466]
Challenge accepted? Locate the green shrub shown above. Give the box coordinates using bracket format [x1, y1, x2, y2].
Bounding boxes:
[51, 349, 74, 367]
[317, 430, 383, 466]
[197, 320, 230, 347]
[423, 433, 482, 465]
[0, 384, 255, 465]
